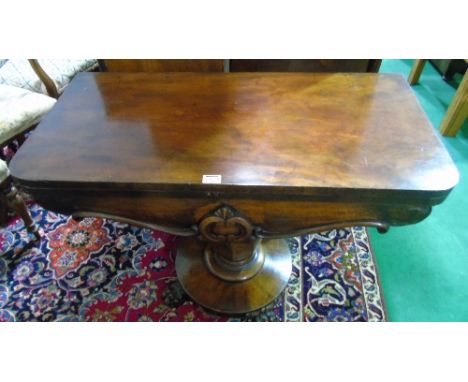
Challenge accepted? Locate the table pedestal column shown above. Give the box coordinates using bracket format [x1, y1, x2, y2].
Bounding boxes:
[175, 205, 292, 314]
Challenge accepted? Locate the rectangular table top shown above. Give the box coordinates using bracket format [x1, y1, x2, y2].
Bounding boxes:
[10, 72, 458, 202]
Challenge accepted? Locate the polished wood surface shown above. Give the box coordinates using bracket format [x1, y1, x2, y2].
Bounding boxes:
[11, 72, 458, 200]
[101, 59, 380, 74]
[10, 71, 459, 313]
[176, 236, 291, 313]
[229, 59, 381, 73]
[102, 59, 224, 72]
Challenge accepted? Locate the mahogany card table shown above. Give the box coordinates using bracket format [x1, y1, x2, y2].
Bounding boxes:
[10, 72, 459, 313]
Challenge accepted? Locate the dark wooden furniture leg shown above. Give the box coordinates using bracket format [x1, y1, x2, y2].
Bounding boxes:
[1, 176, 40, 240]
[28, 59, 59, 99]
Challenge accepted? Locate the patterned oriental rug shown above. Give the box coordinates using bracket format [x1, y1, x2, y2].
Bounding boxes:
[0, 203, 386, 322]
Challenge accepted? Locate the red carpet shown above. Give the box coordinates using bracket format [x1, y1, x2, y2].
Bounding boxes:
[0, 203, 386, 321]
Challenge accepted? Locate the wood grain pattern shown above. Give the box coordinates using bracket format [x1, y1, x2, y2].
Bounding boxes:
[9, 71, 459, 313]
[25, 189, 431, 233]
[103, 59, 224, 73]
[175, 236, 291, 313]
[10, 72, 458, 199]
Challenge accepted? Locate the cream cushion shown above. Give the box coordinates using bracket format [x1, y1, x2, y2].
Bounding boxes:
[0, 59, 98, 95]
[0, 158, 9, 183]
[0, 84, 56, 143]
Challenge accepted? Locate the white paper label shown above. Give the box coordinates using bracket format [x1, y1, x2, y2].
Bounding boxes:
[202, 175, 222, 184]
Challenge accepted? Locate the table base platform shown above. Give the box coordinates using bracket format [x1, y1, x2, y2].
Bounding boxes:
[176, 238, 292, 314]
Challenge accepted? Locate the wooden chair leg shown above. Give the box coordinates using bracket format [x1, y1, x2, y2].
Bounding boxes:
[440, 70, 468, 137]
[1, 176, 40, 240]
[408, 59, 427, 85]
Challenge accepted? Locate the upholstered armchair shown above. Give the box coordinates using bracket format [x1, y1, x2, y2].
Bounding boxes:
[0, 83, 56, 235]
[0, 59, 98, 98]
[0, 58, 98, 236]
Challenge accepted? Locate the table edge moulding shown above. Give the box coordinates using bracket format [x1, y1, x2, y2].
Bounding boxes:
[9, 72, 459, 313]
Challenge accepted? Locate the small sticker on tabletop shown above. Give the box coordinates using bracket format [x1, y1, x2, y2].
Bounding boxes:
[202, 175, 222, 184]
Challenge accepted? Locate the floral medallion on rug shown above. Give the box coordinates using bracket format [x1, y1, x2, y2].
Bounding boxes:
[0, 203, 386, 322]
